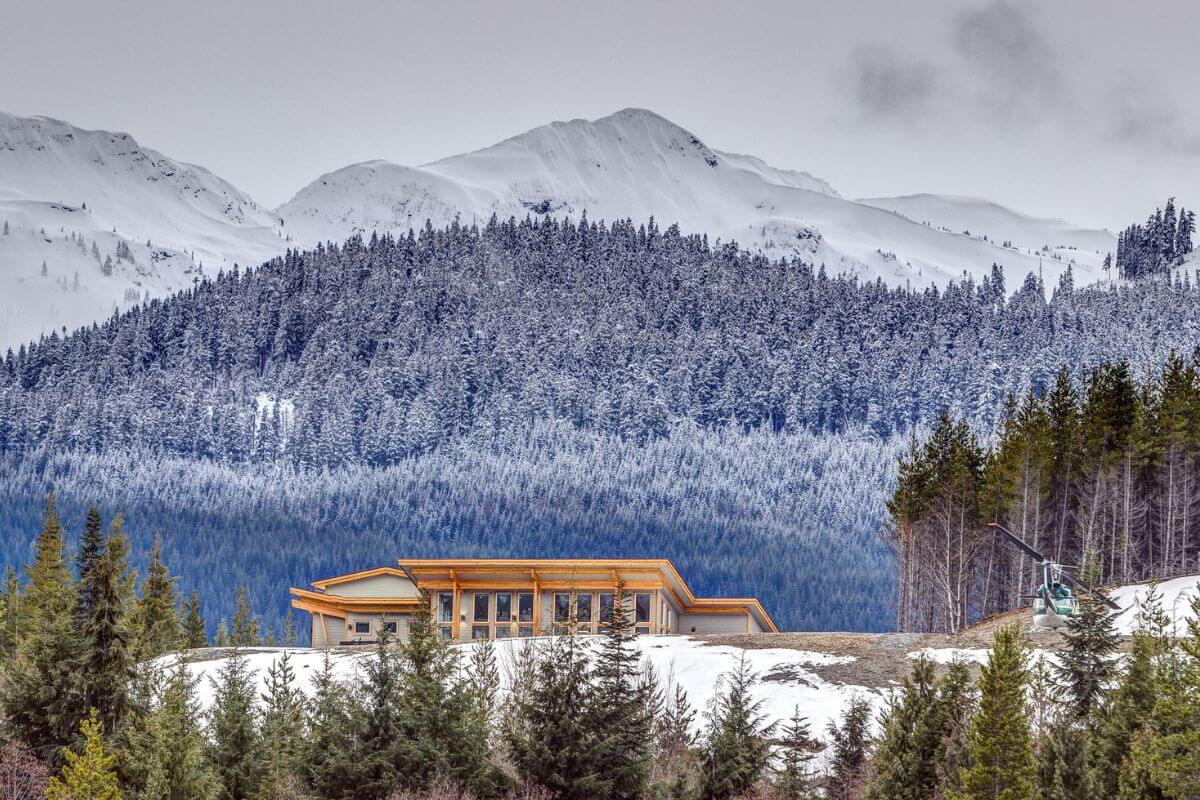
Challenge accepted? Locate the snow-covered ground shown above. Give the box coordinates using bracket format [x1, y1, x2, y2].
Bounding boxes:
[1108, 574, 1200, 637]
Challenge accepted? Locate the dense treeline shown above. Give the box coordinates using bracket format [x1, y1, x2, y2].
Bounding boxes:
[888, 352, 1200, 632]
[1116, 197, 1195, 279]
[5, 491, 1200, 800]
[0, 425, 900, 635]
[7, 217, 1200, 466]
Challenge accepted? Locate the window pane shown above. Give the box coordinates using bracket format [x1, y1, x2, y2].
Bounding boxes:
[474, 593, 489, 623]
[635, 625, 650, 636]
[554, 593, 571, 623]
[518, 593, 534, 622]
[438, 593, 454, 623]
[439, 626, 454, 641]
[599, 593, 614, 623]
[518, 625, 533, 638]
[495, 626, 512, 639]
[471, 625, 490, 641]
[383, 621, 398, 634]
[496, 593, 512, 622]
[635, 594, 651, 623]
[576, 594, 593, 623]
[354, 621, 370, 634]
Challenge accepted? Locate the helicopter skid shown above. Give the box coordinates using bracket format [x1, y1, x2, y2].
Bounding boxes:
[1032, 612, 1070, 629]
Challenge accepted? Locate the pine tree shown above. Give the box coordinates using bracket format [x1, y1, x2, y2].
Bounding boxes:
[507, 632, 601, 800]
[650, 681, 698, 797]
[1088, 583, 1164, 798]
[0, 566, 23, 658]
[774, 708, 819, 800]
[80, 518, 134, 738]
[258, 652, 308, 798]
[954, 626, 1036, 800]
[3, 493, 85, 761]
[826, 696, 872, 800]
[590, 581, 652, 800]
[700, 654, 775, 800]
[182, 590, 208, 649]
[229, 588, 261, 648]
[132, 536, 181, 660]
[302, 653, 354, 800]
[394, 599, 490, 796]
[935, 661, 976, 800]
[867, 656, 949, 800]
[467, 635, 500, 727]
[1053, 555, 1118, 719]
[120, 662, 215, 800]
[46, 714, 120, 800]
[75, 505, 105, 627]
[349, 635, 400, 800]
[207, 650, 263, 800]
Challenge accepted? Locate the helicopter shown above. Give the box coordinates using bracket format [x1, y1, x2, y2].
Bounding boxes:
[987, 522, 1119, 629]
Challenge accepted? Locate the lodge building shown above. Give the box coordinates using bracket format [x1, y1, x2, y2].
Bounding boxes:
[290, 558, 777, 647]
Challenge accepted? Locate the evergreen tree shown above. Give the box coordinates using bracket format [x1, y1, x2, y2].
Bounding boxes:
[0, 566, 22, 658]
[46, 713, 120, 800]
[229, 588, 261, 648]
[302, 653, 354, 800]
[826, 696, 872, 800]
[80, 518, 134, 737]
[3, 493, 85, 761]
[182, 590, 208, 649]
[207, 649, 263, 800]
[133, 536, 181, 660]
[507, 632, 601, 800]
[699, 654, 774, 800]
[120, 662, 215, 800]
[348, 635, 400, 800]
[935, 661, 976, 800]
[954, 626, 1036, 800]
[590, 582, 652, 800]
[75, 505, 105, 626]
[773, 708, 819, 800]
[867, 656, 951, 800]
[258, 652, 308, 798]
[650, 681, 698, 798]
[1053, 555, 1118, 719]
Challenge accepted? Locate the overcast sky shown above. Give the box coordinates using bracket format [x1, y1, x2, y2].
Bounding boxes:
[2, 0, 1196, 230]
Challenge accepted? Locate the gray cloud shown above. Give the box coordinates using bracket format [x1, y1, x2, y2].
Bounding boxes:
[1107, 83, 1200, 157]
[950, 0, 1064, 112]
[846, 46, 943, 121]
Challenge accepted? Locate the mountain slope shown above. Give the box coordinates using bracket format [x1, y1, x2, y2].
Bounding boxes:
[0, 112, 287, 348]
[859, 193, 1115, 273]
[279, 108, 1104, 290]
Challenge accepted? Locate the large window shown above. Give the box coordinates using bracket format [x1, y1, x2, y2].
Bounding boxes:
[554, 593, 571, 623]
[496, 593, 512, 622]
[576, 594, 593, 623]
[438, 592, 454, 624]
[518, 593, 534, 623]
[473, 593, 490, 623]
[635, 593, 651, 624]
[599, 593, 614, 624]
[472, 625, 490, 641]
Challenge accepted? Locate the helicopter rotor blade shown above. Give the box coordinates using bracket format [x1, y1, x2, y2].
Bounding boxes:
[987, 522, 1052, 563]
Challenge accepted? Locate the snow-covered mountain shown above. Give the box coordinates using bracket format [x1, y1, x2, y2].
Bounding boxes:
[279, 108, 1109, 290]
[1, 107, 1118, 349]
[0, 112, 287, 348]
[859, 193, 1115, 274]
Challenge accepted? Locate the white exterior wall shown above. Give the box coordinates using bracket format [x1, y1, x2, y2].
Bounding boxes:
[342, 612, 413, 644]
[331, 573, 419, 598]
[678, 613, 750, 635]
[310, 613, 345, 649]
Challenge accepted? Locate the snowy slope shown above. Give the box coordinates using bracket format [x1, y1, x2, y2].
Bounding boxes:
[1108, 574, 1200, 637]
[858, 193, 1115, 275]
[279, 108, 1101, 292]
[0, 112, 288, 348]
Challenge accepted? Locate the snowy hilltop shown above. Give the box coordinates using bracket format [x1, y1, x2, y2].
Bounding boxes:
[0, 111, 288, 348]
[0, 107, 1116, 349]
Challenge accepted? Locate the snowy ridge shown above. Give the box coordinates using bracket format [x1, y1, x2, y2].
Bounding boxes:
[278, 108, 1104, 292]
[0, 111, 288, 348]
[1108, 574, 1200, 637]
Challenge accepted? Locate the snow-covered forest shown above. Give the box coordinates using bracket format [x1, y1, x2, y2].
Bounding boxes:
[6, 217, 1200, 633]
